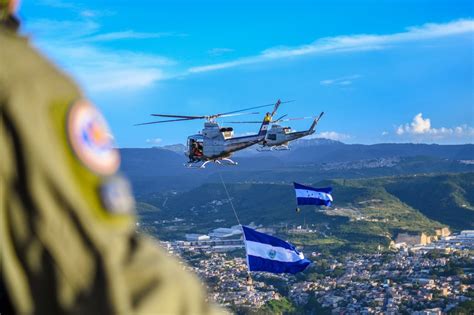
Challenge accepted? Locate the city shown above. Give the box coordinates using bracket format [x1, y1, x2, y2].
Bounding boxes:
[150, 225, 474, 314]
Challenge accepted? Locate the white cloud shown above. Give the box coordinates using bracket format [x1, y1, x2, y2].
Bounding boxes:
[33, 41, 174, 92]
[24, 15, 474, 93]
[188, 58, 256, 73]
[317, 131, 351, 141]
[146, 138, 163, 145]
[396, 113, 431, 134]
[412, 113, 431, 133]
[207, 48, 235, 56]
[188, 19, 474, 73]
[381, 131, 389, 136]
[338, 80, 352, 86]
[320, 74, 362, 86]
[85, 31, 178, 42]
[38, 0, 114, 18]
[320, 80, 334, 85]
[25, 19, 101, 40]
[395, 113, 474, 142]
[25, 17, 177, 92]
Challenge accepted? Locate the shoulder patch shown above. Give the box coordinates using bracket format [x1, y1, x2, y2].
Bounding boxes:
[67, 99, 120, 175]
[100, 176, 135, 215]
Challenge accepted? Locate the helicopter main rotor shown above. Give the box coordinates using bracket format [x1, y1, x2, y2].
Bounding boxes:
[134, 100, 294, 126]
[226, 113, 316, 124]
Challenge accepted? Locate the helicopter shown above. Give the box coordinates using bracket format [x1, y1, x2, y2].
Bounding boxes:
[135, 99, 285, 168]
[227, 111, 324, 151]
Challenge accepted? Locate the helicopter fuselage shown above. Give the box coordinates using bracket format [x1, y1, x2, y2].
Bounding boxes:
[187, 121, 267, 162]
[262, 124, 314, 147]
[135, 98, 282, 167]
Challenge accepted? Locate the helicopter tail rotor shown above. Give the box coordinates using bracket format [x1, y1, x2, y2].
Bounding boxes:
[309, 112, 325, 132]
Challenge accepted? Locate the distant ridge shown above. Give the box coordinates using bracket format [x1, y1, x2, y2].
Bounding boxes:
[159, 143, 186, 154]
[119, 142, 474, 194]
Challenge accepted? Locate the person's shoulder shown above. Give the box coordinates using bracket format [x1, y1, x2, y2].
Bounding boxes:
[0, 29, 79, 98]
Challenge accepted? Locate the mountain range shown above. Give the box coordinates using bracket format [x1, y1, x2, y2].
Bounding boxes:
[120, 140, 474, 195]
[122, 140, 474, 254]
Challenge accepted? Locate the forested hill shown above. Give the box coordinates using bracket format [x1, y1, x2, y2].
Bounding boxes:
[120, 142, 474, 195]
[137, 173, 474, 253]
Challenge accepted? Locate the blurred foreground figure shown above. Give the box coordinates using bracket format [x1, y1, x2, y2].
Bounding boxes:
[0, 2, 222, 314]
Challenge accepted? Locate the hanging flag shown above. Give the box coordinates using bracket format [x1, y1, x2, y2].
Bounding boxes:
[242, 226, 311, 274]
[294, 182, 333, 207]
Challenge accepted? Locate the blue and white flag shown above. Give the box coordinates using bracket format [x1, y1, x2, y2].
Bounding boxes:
[294, 182, 333, 207]
[242, 226, 311, 274]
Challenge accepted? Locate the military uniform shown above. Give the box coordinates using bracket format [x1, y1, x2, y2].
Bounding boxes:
[0, 9, 222, 315]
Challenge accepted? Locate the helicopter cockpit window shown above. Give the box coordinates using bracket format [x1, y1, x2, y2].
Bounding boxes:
[267, 134, 277, 141]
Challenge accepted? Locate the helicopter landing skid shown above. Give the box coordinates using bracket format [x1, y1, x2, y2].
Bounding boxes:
[219, 158, 238, 166]
[185, 158, 238, 169]
[184, 160, 212, 169]
[273, 145, 289, 151]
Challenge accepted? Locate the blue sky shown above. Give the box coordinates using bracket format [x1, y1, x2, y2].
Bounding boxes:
[19, 0, 474, 147]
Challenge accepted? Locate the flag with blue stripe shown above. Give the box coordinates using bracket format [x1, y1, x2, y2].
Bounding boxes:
[242, 226, 311, 274]
[294, 182, 333, 207]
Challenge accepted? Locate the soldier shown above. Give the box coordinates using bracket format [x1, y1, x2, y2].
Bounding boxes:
[0, 1, 222, 314]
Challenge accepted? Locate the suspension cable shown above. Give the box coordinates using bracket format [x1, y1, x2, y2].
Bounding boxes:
[218, 171, 242, 226]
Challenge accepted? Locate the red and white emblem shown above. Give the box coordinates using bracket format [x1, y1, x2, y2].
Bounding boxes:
[67, 99, 120, 175]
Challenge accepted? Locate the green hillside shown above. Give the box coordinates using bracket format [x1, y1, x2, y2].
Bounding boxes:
[382, 173, 474, 230]
[137, 173, 474, 253]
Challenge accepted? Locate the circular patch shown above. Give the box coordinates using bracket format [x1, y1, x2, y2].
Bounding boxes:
[68, 99, 120, 175]
[100, 176, 135, 215]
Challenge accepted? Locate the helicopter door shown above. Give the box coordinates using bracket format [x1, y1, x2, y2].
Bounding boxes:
[187, 136, 204, 160]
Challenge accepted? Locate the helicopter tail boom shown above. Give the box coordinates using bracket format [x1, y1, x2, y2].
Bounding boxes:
[309, 111, 325, 132]
[282, 111, 325, 142]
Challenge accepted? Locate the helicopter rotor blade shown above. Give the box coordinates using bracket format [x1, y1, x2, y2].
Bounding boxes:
[218, 111, 260, 118]
[226, 114, 315, 124]
[134, 117, 197, 126]
[212, 100, 295, 118]
[271, 99, 295, 117]
[141, 99, 294, 124]
[211, 104, 273, 118]
[283, 116, 315, 121]
[271, 99, 281, 117]
[273, 114, 288, 122]
[150, 114, 206, 119]
[225, 121, 262, 124]
[273, 116, 315, 123]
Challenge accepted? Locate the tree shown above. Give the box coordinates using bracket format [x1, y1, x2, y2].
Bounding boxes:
[260, 298, 296, 315]
[448, 300, 474, 315]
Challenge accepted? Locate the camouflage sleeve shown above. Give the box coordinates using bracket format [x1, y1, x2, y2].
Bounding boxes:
[0, 30, 224, 315]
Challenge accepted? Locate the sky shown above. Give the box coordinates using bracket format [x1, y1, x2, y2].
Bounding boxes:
[18, 0, 474, 147]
